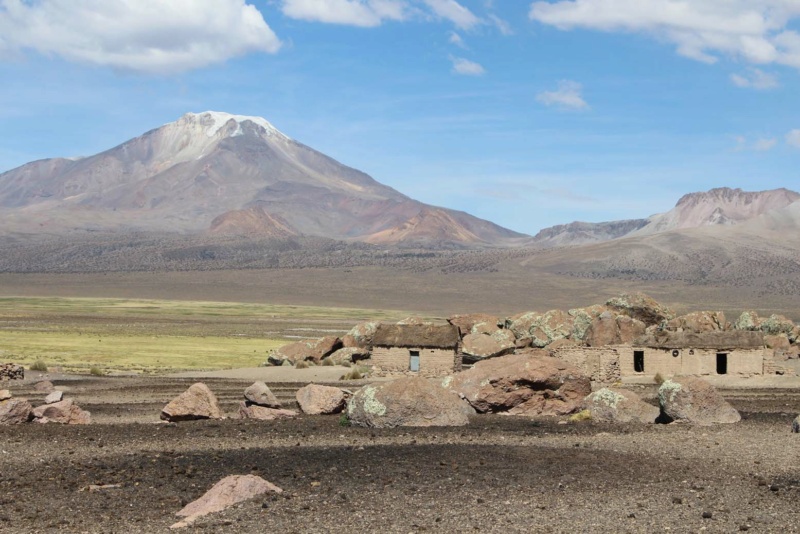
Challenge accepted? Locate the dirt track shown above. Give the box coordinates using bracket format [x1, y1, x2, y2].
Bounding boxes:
[2, 375, 800, 533]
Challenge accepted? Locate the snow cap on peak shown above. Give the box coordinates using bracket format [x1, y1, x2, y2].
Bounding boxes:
[181, 111, 288, 139]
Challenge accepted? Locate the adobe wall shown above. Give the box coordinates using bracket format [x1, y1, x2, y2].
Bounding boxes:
[370, 347, 459, 378]
[550, 346, 621, 384]
[620, 347, 766, 377]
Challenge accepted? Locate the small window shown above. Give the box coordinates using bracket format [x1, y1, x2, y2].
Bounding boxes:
[634, 350, 645, 373]
[409, 350, 420, 372]
[716, 353, 728, 375]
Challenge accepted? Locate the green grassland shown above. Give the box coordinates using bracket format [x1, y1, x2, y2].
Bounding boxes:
[0, 297, 411, 374]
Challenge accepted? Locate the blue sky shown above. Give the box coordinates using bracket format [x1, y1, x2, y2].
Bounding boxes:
[1, 0, 799, 235]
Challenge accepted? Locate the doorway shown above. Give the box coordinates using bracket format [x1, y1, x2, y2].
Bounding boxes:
[409, 350, 420, 372]
[633, 351, 645, 373]
[716, 353, 728, 375]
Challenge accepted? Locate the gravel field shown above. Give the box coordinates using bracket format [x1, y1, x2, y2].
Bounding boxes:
[1, 375, 800, 533]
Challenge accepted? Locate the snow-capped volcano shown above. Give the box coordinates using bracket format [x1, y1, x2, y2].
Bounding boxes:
[0, 112, 525, 245]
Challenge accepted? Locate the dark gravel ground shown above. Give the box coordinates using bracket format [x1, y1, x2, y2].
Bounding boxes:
[2, 376, 800, 533]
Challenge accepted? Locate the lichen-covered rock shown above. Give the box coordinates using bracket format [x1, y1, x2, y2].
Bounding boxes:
[668, 311, 727, 333]
[326, 347, 371, 365]
[396, 316, 430, 326]
[461, 330, 515, 362]
[244, 382, 281, 408]
[342, 321, 380, 348]
[447, 314, 500, 336]
[347, 377, 472, 428]
[760, 315, 795, 336]
[793, 415, 800, 433]
[658, 377, 740, 425]
[506, 311, 541, 340]
[529, 310, 575, 348]
[585, 312, 646, 347]
[444, 352, 591, 416]
[581, 388, 659, 424]
[569, 305, 609, 342]
[238, 402, 297, 421]
[161, 383, 223, 422]
[606, 292, 675, 326]
[0, 398, 32, 424]
[173, 475, 282, 529]
[32, 399, 90, 424]
[268, 336, 343, 364]
[734, 311, 760, 331]
[765, 334, 791, 350]
[296, 384, 347, 415]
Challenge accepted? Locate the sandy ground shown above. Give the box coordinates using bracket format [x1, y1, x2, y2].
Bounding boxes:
[167, 366, 366, 382]
[2, 373, 800, 533]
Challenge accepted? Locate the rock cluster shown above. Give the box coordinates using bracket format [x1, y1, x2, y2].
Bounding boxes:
[1, 388, 91, 425]
[239, 381, 297, 420]
[0, 363, 24, 381]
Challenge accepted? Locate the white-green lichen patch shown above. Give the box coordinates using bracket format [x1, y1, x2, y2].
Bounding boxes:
[658, 380, 682, 404]
[441, 376, 453, 388]
[591, 388, 625, 409]
[360, 385, 387, 416]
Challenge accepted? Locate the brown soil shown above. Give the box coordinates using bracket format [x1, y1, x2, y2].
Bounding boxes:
[1, 374, 800, 533]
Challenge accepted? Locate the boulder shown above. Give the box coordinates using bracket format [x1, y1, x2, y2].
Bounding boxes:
[172, 475, 282, 529]
[306, 336, 343, 362]
[244, 382, 281, 408]
[326, 347, 371, 365]
[347, 377, 472, 428]
[447, 314, 500, 336]
[585, 312, 646, 346]
[617, 315, 647, 344]
[397, 316, 430, 326]
[734, 310, 760, 331]
[32, 399, 90, 424]
[668, 311, 727, 333]
[33, 380, 54, 393]
[506, 311, 541, 340]
[444, 352, 591, 416]
[765, 334, 791, 350]
[658, 377, 740, 425]
[461, 330, 515, 362]
[44, 390, 64, 404]
[0, 398, 32, 424]
[529, 310, 575, 348]
[238, 402, 297, 421]
[342, 321, 380, 348]
[569, 305, 609, 342]
[760, 314, 795, 336]
[0, 389, 11, 401]
[270, 337, 343, 364]
[606, 292, 675, 325]
[161, 383, 223, 422]
[792, 416, 800, 433]
[581, 388, 659, 424]
[296, 384, 347, 415]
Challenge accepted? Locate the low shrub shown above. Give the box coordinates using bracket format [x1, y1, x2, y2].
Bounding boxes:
[295, 360, 310, 369]
[321, 358, 335, 366]
[29, 360, 48, 372]
[89, 366, 104, 376]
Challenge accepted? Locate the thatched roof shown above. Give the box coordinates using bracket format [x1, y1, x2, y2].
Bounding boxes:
[371, 324, 459, 349]
[635, 330, 765, 350]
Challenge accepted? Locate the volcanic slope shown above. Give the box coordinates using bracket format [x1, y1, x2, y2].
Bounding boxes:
[0, 111, 525, 247]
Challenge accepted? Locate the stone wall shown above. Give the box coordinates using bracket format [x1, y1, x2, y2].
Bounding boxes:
[370, 347, 459, 378]
[550, 346, 621, 384]
[620, 347, 765, 377]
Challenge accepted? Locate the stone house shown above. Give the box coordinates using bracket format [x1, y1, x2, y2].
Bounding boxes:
[551, 330, 790, 383]
[370, 324, 461, 377]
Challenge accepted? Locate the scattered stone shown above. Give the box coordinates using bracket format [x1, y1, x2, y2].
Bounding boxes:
[444, 352, 591, 416]
[0, 398, 32, 424]
[0, 363, 24, 381]
[244, 382, 281, 408]
[238, 402, 298, 421]
[702, 511, 713, 519]
[581, 388, 660, 424]
[296, 384, 347, 415]
[348, 376, 472, 428]
[82, 484, 123, 492]
[44, 390, 63, 404]
[658, 376, 741, 425]
[161, 383, 223, 422]
[32, 399, 90, 424]
[606, 292, 675, 326]
[172, 475, 283, 529]
[791, 415, 800, 433]
[0, 389, 11, 401]
[33, 380, 54, 393]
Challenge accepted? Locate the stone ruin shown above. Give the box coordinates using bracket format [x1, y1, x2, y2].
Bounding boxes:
[0, 363, 24, 381]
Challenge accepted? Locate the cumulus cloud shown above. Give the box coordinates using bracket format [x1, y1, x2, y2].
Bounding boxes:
[0, 0, 280, 73]
[536, 80, 588, 110]
[787, 129, 800, 148]
[449, 31, 467, 48]
[489, 14, 513, 35]
[450, 56, 486, 76]
[281, 0, 406, 27]
[421, 0, 480, 30]
[730, 68, 779, 89]
[529, 0, 800, 69]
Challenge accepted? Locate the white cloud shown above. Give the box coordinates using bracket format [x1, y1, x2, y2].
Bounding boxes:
[536, 80, 588, 110]
[489, 14, 513, 36]
[787, 129, 800, 148]
[450, 56, 485, 76]
[753, 138, 778, 151]
[281, 0, 407, 27]
[529, 0, 800, 69]
[449, 31, 467, 48]
[0, 0, 280, 73]
[421, 0, 480, 30]
[730, 68, 779, 89]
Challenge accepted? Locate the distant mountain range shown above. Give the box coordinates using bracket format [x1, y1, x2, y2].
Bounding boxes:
[0, 112, 524, 247]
